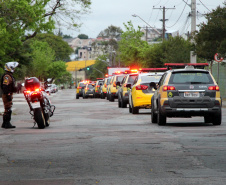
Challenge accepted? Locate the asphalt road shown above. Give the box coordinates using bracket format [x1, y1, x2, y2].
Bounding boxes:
[0, 89, 226, 185]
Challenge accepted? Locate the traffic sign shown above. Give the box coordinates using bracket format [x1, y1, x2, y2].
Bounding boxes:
[214, 53, 224, 63]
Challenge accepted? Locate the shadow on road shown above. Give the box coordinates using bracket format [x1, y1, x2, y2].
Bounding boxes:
[163, 122, 214, 127]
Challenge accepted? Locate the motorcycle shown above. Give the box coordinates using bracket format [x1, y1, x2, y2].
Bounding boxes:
[23, 77, 55, 129]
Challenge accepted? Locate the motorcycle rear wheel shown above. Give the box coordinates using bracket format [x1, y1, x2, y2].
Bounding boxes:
[34, 108, 46, 129]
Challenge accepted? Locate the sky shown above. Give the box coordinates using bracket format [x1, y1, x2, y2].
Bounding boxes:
[61, 0, 225, 38]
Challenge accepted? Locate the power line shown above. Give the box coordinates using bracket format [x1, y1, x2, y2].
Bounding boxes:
[154, 0, 162, 6]
[166, 0, 188, 28]
[198, 0, 211, 12]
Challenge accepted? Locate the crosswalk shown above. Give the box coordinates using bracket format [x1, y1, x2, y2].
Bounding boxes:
[0, 92, 56, 113]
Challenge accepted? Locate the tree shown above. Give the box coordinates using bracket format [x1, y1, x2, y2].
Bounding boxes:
[118, 21, 149, 67]
[78, 34, 89, 39]
[31, 33, 74, 61]
[29, 40, 55, 79]
[195, 3, 226, 60]
[97, 25, 123, 39]
[0, 0, 91, 65]
[46, 61, 72, 83]
[87, 55, 108, 80]
[144, 36, 193, 67]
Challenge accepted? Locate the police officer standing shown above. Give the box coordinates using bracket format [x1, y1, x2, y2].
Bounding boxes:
[1, 62, 19, 129]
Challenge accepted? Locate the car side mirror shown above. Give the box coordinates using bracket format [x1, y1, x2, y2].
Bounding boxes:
[150, 82, 157, 90]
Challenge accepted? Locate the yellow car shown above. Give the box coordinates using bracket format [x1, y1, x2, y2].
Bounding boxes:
[101, 77, 111, 99]
[108, 74, 127, 102]
[76, 81, 86, 99]
[151, 63, 222, 126]
[128, 73, 163, 114]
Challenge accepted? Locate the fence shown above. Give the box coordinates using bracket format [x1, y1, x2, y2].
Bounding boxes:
[212, 63, 226, 99]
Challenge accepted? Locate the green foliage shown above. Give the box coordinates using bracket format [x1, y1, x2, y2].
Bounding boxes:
[118, 21, 150, 67]
[46, 61, 72, 84]
[87, 55, 108, 80]
[195, 4, 226, 60]
[0, 0, 91, 74]
[144, 36, 192, 67]
[78, 34, 89, 39]
[31, 33, 74, 61]
[29, 40, 55, 79]
[97, 25, 122, 39]
[63, 34, 73, 39]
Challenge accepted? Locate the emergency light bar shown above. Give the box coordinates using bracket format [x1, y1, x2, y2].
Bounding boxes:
[138, 68, 168, 72]
[164, 63, 209, 70]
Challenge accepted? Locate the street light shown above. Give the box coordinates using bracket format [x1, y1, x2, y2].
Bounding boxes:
[132, 14, 161, 35]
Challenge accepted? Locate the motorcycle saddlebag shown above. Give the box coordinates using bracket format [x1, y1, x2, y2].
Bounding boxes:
[25, 77, 41, 91]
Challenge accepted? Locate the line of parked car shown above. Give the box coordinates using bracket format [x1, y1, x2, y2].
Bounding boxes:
[76, 63, 222, 126]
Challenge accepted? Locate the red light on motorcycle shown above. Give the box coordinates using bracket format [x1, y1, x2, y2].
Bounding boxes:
[113, 82, 116, 87]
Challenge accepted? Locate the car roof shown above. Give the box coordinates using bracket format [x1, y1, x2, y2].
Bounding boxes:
[168, 67, 209, 73]
[139, 72, 164, 76]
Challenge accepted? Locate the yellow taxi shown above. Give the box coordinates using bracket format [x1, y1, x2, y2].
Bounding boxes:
[128, 72, 164, 114]
[151, 63, 222, 126]
[76, 81, 86, 99]
[101, 76, 111, 99]
[108, 73, 127, 102]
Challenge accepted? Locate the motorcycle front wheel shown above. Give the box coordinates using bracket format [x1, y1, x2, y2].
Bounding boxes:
[34, 108, 46, 129]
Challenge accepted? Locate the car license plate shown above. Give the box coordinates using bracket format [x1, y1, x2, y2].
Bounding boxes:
[184, 92, 200, 97]
[31, 102, 40, 108]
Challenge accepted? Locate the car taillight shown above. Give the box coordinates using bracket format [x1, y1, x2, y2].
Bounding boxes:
[208, 86, 220, 91]
[35, 88, 40, 92]
[136, 85, 148, 90]
[163, 86, 176, 91]
[113, 82, 116, 87]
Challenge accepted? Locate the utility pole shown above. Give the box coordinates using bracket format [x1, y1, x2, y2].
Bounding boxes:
[190, 0, 197, 63]
[153, 6, 175, 40]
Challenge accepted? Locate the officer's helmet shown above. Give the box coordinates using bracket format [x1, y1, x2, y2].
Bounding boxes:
[4, 61, 19, 73]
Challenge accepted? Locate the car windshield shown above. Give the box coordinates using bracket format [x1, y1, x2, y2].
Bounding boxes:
[169, 71, 213, 84]
[88, 84, 94, 89]
[116, 75, 126, 82]
[79, 83, 85, 87]
[107, 78, 111, 85]
[141, 75, 162, 82]
[128, 75, 137, 83]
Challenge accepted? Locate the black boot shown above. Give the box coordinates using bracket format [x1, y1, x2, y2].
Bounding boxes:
[4, 110, 16, 129]
[1, 121, 6, 128]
